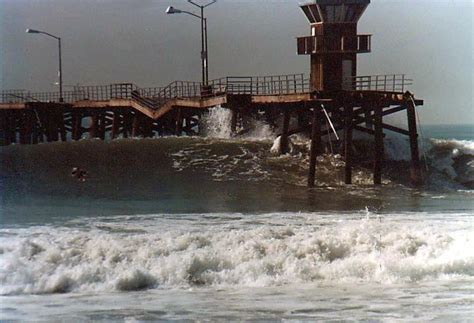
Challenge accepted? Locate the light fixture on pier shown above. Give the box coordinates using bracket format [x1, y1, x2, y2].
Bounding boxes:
[165, 1, 217, 88]
[26, 28, 64, 102]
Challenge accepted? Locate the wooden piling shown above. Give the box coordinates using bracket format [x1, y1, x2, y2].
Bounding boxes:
[231, 109, 238, 134]
[123, 111, 133, 138]
[132, 113, 140, 138]
[406, 97, 422, 186]
[0, 113, 7, 145]
[19, 112, 34, 145]
[373, 103, 384, 185]
[308, 105, 322, 188]
[280, 108, 291, 154]
[111, 111, 121, 140]
[31, 110, 40, 144]
[344, 104, 354, 184]
[59, 112, 67, 142]
[364, 104, 373, 130]
[19, 112, 28, 145]
[49, 111, 59, 142]
[176, 108, 183, 136]
[72, 111, 82, 141]
[2, 113, 12, 145]
[8, 113, 17, 144]
[98, 112, 106, 140]
[143, 117, 153, 138]
[90, 112, 98, 139]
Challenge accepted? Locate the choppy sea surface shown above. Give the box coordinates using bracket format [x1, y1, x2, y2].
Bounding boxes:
[0, 118, 473, 321]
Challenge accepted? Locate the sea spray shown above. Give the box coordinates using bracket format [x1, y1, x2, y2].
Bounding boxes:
[203, 106, 276, 141]
[203, 106, 233, 139]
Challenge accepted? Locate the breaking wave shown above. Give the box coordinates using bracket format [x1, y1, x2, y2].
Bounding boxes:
[1, 212, 472, 295]
[427, 139, 474, 188]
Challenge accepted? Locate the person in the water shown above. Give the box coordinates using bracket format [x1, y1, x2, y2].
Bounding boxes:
[71, 167, 88, 182]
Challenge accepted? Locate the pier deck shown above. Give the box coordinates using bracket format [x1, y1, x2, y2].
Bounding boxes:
[0, 73, 424, 186]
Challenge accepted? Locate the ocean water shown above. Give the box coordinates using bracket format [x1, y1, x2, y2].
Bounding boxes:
[0, 116, 473, 321]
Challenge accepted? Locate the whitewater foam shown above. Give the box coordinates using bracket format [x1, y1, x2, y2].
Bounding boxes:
[1, 212, 472, 295]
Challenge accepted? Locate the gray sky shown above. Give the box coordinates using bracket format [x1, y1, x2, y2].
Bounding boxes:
[0, 0, 472, 125]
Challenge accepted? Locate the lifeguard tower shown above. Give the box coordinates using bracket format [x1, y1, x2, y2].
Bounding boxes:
[295, 0, 424, 186]
[297, 0, 371, 91]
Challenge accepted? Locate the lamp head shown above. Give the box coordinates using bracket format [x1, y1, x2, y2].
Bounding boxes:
[166, 6, 182, 14]
[26, 28, 41, 34]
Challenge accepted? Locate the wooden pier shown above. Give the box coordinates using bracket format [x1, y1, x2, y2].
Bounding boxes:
[0, 0, 425, 186]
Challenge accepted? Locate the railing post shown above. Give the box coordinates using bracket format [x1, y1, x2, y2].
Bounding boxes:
[278, 75, 282, 94]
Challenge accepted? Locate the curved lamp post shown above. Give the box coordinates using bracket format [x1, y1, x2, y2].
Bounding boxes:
[26, 28, 63, 102]
[166, 0, 216, 87]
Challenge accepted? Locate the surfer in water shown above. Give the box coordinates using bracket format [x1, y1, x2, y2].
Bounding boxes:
[71, 167, 88, 182]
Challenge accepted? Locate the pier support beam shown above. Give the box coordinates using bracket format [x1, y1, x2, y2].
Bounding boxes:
[59, 112, 67, 142]
[19, 112, 28, 144]
[175, 108, 183, 136]
[0, 112, 7, 146]
[20, 112, 35, 145]
[132, 113, 140, 138]
[72, 112, 82, 141]
[406, 96, 422, 186]
[111, 111, 121, 140]
[280, 109, 291, 154]
[90, 112, 98, 139]
[231, 109, 238, 135]
[98, 112, 106, 140]
[344, 104, 354, 184]
[51, 111, 60, 142]
[364, 104, 373, 130]
[31, 110, 41, 144]
[308, 105, 322, 188]
[373, 103, 384, 185]
[123, 111, 133, 138]
[143, 117, 153, 138]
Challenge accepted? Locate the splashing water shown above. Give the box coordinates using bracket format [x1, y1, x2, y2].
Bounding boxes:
[203, 106, 233, 139]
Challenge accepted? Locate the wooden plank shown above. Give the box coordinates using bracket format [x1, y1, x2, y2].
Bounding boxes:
[0, 103, 26, 110]
[252, 93, 312, 104]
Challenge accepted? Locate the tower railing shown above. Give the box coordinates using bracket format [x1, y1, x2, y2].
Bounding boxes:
[297, 34, 372, 55]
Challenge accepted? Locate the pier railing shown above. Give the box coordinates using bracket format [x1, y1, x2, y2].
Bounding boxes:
[209, 74, 311, 95]
[1, 73, 412, 105]
[1, 74, 311, 105]
[343, 74, 413, 93]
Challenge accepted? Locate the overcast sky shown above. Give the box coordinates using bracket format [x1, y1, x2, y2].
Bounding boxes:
[0, 0, 472, 124]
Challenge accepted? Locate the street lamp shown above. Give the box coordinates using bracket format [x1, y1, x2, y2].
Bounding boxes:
[26, 28, 63, 102]
[166, 0, 217, 88]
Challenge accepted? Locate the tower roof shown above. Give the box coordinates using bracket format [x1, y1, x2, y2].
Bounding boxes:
[300, 0, 370, 24]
